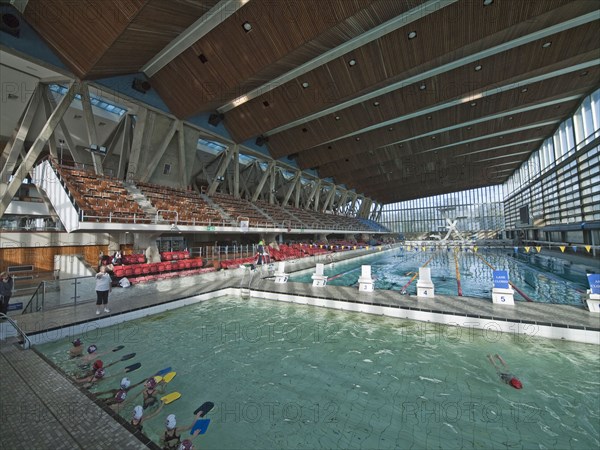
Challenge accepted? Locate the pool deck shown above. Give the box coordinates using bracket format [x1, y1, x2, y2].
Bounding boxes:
[2, 248, 599, 449]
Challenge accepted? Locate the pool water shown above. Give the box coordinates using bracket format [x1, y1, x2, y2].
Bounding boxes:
[38, 297, 600, 449]
[289, 248, 591, 305]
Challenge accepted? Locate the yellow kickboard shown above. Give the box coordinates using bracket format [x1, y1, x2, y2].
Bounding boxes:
[154, 375, 163, 383]
[161, 392, 181, 404]
[162, 372, 176, 383]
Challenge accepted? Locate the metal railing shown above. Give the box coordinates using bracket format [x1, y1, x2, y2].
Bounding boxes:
[0, 313, 32, 349]
[23, 276, 97, 314]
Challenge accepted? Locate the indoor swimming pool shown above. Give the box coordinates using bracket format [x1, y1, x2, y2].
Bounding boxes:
[37, 296, 600, 449]
[288, 248, 593, 305]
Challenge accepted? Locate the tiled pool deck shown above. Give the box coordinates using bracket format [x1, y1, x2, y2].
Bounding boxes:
[2, 248, 599, 449]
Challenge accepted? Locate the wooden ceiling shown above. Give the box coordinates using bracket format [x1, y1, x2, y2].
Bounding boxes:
[23, 0, 600, 204]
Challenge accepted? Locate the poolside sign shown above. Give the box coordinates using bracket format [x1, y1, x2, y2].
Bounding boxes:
[493, 270, 510, 289]
[588, 274, 600, 295]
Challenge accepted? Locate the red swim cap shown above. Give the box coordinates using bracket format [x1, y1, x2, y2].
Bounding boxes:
[510, 378, 523, 389]
[93, 359, 103, 369]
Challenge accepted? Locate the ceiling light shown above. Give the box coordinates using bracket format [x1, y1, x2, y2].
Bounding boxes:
[580, 70, 589, 76]
[483, 0, 493, 5]
[426, 115, 432, 120]
[474, 65, 482, 71]
[408, 31, 417, 39]
[388, 127, 393, 131]
[301, 82, 309, 89]
[355, 137, 360, 141]
[232, 96, 248, 107]
[508, 116, 513, 120]
[419, 83, 426, 90]
[431, 136, 436, 140]
[242, 21, 252, 32]
[470, 102, 477, 107]
[373, 101, 380, 107]
[467, 126, 472, 130]
[335, 116, 340, 120]
[348, 59, 357, 66]
[521, 88, 528, 93]
[542, 41, 552, 48]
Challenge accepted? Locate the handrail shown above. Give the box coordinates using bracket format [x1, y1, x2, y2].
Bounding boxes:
[23, 281, 45, 314]
[0, 313, 32, 349]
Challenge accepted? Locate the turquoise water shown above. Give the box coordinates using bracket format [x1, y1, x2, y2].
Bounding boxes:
[38, 297, 599, 449]
[289, 248, 591, 305]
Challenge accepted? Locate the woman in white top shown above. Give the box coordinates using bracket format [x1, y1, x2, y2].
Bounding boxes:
[95, 266, 112, 315]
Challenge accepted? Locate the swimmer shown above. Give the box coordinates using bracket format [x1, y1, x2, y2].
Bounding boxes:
[130, 377, 163, 410]
[75, 359, 105, 386]
[487, 354, 523, 389]
[130, 405, 145, 433]
[161, 413, 202, 450]
[69, 338, 83, 358]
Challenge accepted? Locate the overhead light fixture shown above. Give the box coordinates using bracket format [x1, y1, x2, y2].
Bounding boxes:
[426, 115, 432, 120]
[348, 59, 357, 66]
[388, 127, 393, 131]
[483, 0, 493, 5]
[334, 115, 340, 120]
[467, 126, 472, 130]
[580, 70, 589, 77]
[408, 31, 417, 39]
[232, 96, 248, 107]
[301, 82, 309, 89]
[508, 116, 513, 120]
[474, 65, 482, 71]
[355, 137, 360, 141]
[419, 83, 426, 90]
[242, 21, 252, 32]
[542, 41, 552, 48]
[470, 102, 477, 107]
[431, 136, 436, 140]
[521, 87, 528, 93]
[373, 101, 380, 107]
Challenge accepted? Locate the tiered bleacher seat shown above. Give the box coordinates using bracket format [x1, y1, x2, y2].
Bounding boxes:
[137, 182, 224, 225]
[210, 193, 275, 227]
[254, 199, 300, 228]
[56, 165, 147, 222]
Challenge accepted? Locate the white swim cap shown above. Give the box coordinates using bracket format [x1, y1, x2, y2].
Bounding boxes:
[120, 377, 131, 389]
[166, 414, 176, 429]
[133, 405, 143, 420]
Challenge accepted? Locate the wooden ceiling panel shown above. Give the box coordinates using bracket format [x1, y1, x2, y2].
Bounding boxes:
[333, 124, 558, 186]
[320, 107, 574, 181]
[150, 0, 381, 117]
[295, 64, 600, 172]
[224, 0, 581, 142]
[267, 22, 599, 159]
[24, 0, 148, 78]
[88, 0, 220, 78]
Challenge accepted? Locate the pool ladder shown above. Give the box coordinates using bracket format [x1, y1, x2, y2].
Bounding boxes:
[240, 266, 256, 299]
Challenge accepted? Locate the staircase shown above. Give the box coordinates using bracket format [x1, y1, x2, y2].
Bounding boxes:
[200, 194, 235, 225]
[123, 182, 159, 220]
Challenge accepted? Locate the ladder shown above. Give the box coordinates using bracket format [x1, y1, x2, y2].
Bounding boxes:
[239, 266, 256, 298]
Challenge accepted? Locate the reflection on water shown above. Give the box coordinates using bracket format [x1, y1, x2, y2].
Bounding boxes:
[37, 297, 600, 449]
[289, 248, 590, 305]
